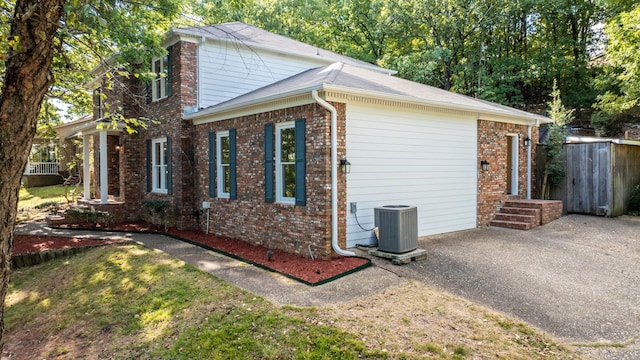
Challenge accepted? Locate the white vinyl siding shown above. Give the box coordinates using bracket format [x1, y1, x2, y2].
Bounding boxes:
[198, 41, 327, 108]
[345, 103, 478, 248]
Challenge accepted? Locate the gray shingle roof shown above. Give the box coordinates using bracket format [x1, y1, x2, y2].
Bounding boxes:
[187, 62, 550, 123]
[172, 22, 391, 74]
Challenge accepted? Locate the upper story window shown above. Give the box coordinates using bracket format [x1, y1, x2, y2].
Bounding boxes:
[217, 131, 230, 198]
[276, 122, 296, 204]
[151, 47, 172, 101]
[94, 88, 104, 119]
[152, 137, 169, 193]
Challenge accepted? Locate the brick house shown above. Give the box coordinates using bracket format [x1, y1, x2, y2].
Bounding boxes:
[73, 22, 552, 259]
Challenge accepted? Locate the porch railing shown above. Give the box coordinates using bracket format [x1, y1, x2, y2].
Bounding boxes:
[24, 162, 60, 175]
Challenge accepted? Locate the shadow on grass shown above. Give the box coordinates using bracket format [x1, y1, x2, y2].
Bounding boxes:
[4, 245, 386, 359]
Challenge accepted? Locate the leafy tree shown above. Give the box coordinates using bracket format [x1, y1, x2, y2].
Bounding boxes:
[0, 0, 182, 347]
[592, 3, 640, 133]
[541, 81, 574, 199]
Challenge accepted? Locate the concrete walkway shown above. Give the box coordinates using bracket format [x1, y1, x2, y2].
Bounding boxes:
[13, 221, 402, 307]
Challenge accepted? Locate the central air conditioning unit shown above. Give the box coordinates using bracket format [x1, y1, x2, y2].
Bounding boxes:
[374, 205, 418, 253]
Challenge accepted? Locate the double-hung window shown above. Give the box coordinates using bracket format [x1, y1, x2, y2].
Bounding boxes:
[276, 122, 296, 203]
[265, 119, 305, 205]
[152, 52, 170, 101]
[152, 138, 169, 193]
[217, 131, 231, 198]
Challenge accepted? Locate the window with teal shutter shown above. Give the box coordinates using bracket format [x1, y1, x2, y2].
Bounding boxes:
[274, 120, 306, 205]
[146, 139, 151, 192]
[294, 118, 306, 206]
[229, 128, 237, 200]
[166, 136, 172, 195]
[208, 131, 215, 197]
[264, 124, 274, 203]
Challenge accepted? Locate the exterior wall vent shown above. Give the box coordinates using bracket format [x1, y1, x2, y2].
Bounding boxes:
[374, 205, 418, 253]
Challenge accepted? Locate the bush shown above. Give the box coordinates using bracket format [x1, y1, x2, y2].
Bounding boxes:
[34, 201, 60, 215]
[627, 184, 640, 215]
[64, 207, 114, 226]
[141, 200, 173, 230]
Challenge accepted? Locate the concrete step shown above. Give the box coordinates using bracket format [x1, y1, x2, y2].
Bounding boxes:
[489, 219, 534, 230]
[494, 213, 537, 224]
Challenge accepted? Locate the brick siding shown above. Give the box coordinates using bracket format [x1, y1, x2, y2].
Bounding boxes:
[477, 120, 539, 226]
[193, 102, 348, 260]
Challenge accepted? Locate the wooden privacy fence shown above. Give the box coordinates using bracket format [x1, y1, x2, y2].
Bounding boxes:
[537, 138, 640, 217]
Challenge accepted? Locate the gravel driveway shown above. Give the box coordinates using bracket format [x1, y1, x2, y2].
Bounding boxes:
[369, 214, 640, 360]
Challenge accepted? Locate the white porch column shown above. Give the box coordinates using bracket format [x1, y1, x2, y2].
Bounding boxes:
[82, 134, 91, 200]
[99, 129, 108, 204]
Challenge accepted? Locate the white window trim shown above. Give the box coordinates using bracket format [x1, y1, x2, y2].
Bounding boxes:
[152, 137, 168, 194]
[275, 122, 295, 204]
[217, 131, 230, 198]
[151, 55, 169, 101]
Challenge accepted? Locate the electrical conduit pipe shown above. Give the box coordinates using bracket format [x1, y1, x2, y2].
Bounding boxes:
[312, 89, 356, 256]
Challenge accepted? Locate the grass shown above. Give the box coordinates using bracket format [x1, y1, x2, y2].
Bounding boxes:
[5, 245, 387, 359]
[17, 184, 70, 222]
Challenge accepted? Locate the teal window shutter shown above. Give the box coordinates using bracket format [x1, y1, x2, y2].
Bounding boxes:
[166, 136, 173, 195]
[229, 128, 237, 200]
[146, 139, 151, 192]
[166, 45, 173, 97]
[294, 118, 306, 206]
[264, 123, 274, 203]
[208, 131, 216, 197]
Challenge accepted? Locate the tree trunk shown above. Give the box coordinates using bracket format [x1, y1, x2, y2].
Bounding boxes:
[0, 0, 65, 348]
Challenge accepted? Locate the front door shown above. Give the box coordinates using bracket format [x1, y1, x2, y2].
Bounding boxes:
[506, 135, 518, 195]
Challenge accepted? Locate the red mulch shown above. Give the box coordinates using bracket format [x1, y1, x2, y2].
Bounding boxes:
[27, 222, 370, 285]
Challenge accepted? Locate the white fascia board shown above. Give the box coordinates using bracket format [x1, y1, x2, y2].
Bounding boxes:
[565, 136, 640, 146]
[322, 84, 552, 125]
[187, 83, 551, 126]
[188, 87, 320, 125]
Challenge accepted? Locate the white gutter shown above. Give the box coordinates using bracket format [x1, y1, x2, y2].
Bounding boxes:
[311, 89, 355, 257]
[526, 119, 539, 199]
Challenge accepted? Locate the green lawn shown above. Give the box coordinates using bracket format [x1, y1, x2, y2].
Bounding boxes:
[17, 184, 70, 222]
[5, 245, 386, 359]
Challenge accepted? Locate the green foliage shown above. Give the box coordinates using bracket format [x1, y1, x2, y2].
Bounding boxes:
[541, 82, 573, 198]
[34, 201, 61, 215]
[64, 207, 114, 226]
[627, 184, 640, 215]
[593, 4, 640, 128]
[141, 200, 173, 230]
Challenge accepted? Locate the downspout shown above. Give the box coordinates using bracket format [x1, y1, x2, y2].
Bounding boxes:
[526, 119, 539, 200]
[312, 89, 355, 256]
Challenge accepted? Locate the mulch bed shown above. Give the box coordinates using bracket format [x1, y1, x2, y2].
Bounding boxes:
[23, 222, 370, 286]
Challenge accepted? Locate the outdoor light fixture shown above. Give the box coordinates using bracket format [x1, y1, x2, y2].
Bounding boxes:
[524, 137, 531, 147]
[340, 159, 351, 174]
[480, 160, 490, 171]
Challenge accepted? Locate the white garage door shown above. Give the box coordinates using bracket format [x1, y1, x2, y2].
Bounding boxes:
[345, 102, 478, 248]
